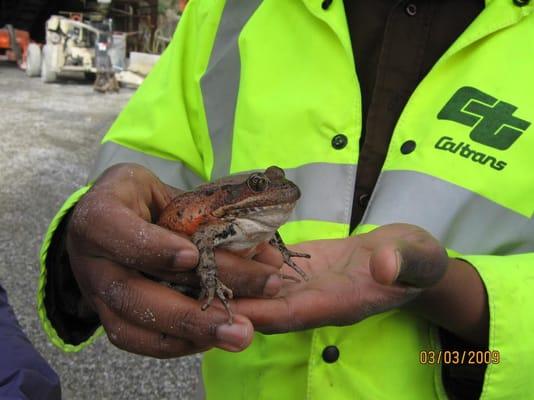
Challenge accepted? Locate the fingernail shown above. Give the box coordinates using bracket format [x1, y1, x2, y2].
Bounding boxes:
[216, 323, 250, 351]
[263, 274, 282, 297]
[174, 249, 198, 268]
[394, 249, 403, 282]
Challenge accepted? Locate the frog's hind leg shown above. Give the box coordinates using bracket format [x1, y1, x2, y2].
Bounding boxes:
[270, 231, 310, 281]
[193, 225, 235, 324]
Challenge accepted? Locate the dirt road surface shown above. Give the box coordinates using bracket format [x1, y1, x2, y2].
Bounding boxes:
[0, 65, 201, 400]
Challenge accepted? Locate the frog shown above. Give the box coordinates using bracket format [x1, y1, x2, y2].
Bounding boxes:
[157, 165, 310, 323]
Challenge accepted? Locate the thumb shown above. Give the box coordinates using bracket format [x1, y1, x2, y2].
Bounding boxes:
[369, 237, 448, 288]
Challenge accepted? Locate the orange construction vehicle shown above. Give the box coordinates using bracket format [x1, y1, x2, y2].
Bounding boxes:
[0, 25, 29, 66]
[0, 24, 41, 76]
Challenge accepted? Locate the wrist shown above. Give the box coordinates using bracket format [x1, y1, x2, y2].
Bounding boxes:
[44, 209, 100, 344]
[406, 258, 489, 346]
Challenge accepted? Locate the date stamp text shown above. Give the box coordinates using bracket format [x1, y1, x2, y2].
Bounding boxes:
[419, 350, 500, 365]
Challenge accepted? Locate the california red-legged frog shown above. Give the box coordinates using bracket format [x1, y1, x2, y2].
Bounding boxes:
[157, 166, 309, 322]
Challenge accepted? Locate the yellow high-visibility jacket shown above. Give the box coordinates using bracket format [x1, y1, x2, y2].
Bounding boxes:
[39, 0, 534, 398]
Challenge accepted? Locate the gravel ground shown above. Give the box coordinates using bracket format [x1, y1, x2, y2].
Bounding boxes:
[0, 65, 201, 400]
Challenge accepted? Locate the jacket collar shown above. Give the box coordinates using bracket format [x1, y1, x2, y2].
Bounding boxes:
[299, 0, 532, 62]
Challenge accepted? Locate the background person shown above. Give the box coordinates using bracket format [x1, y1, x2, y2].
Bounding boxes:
[0, 283, 61, 400]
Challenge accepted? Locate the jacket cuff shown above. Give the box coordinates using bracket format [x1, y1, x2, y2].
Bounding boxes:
[462, 253, 534, 399]
[38, 185, 104, 352]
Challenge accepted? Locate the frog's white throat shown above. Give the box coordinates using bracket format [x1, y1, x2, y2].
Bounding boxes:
[221, 203, 295, 251]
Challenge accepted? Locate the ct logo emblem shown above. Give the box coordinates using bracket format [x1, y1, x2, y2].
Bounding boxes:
[438, 86, 530, 150]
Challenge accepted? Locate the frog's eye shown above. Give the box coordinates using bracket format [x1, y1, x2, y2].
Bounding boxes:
[247, 173, 270, 192]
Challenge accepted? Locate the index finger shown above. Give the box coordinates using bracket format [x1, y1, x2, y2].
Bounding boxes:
[69, 191, 199, 278]
[91, 257, 253, 350]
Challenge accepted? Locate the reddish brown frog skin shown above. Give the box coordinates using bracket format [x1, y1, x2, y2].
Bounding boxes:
[156, 165, 309, 323]
[157, 190, 225, 237]
[157, 165, 300, 237]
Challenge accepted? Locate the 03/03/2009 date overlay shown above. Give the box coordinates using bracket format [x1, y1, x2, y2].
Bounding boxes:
[420, 350, 500, 365]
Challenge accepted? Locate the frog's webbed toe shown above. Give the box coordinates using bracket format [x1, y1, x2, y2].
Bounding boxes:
[270, 231, 310, 281]
[280, 256, 309, 282]
[284, 249, 311, 259]
[200, 275, 234, 323]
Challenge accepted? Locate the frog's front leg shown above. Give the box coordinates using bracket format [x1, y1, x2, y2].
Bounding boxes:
[192, 224, 235, 323]
[270, 231, 310, 281]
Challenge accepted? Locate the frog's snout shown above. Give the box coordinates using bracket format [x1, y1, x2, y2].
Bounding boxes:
[295, 184, 301, 199]
[289, 181, 301, 201]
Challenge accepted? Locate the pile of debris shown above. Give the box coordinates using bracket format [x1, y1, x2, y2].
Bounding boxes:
[115, 51, 159, 88]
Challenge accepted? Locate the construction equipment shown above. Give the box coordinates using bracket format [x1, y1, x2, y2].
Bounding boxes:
[0, 24, 41, 76]
[39, 15, 118, 91]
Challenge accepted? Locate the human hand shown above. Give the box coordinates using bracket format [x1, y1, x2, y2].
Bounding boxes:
[66, 163, 284, 357]
[232, 224, 449, 333]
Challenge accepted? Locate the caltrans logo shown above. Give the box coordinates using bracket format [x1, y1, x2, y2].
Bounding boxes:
[437, 86, 530, 150]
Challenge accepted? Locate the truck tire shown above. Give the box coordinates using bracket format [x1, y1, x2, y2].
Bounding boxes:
[41, 44, 57, 83]
[26, 43, 41, 77]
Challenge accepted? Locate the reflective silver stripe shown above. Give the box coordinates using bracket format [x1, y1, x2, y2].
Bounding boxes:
[200, 0, 262, 179]
[88, 141, 204, 190]
[361, 170, 534, 254]
[88, 141, 356, 224]
[286, 162, 356, 223]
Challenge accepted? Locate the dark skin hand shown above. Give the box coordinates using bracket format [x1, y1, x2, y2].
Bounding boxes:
[66, 163, 284, 358]
[231, 224, 489, 347]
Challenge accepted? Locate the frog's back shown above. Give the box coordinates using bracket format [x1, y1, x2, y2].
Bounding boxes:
[157, 190, 221, 236]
